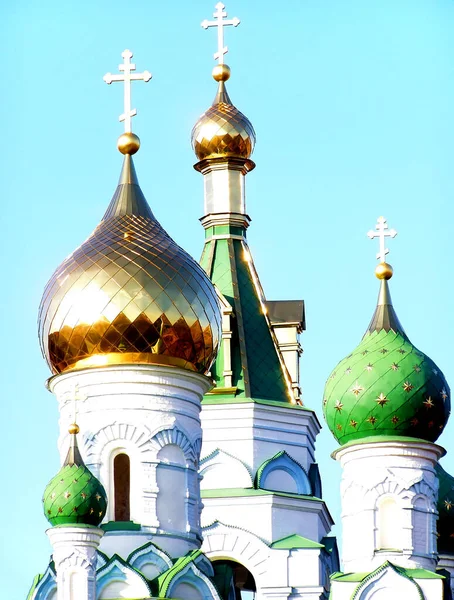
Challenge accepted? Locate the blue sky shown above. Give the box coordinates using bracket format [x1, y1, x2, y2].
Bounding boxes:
[3, 1, 454, 597]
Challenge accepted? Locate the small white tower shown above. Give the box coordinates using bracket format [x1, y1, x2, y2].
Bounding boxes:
[34, 48, 223, 600]
[323, 218, 450, 599]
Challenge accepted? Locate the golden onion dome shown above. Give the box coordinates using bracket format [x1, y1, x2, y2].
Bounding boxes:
[191, 65, 255, 161]
[38, 142, 221, 375]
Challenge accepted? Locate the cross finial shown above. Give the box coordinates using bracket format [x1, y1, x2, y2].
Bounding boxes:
[367, 216, 397, 262]
[103, 49, 152, 133]
[201, 2, 240, 64]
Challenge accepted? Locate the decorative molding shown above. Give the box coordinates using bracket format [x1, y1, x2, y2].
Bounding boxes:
[127, 541, 173, 575]
[96, 554, 151, 598]
[84, 422, 152, 460]
[59, 550, 92, 572]
[30, 565, 57, 600]
[200, 448, 253, 489]
[351, 561, 424, 599]
[255, 450, 311, 495]
[150, 427, 198, 464]
[167, 562, 222, 600]
[202, 521, 270, 581]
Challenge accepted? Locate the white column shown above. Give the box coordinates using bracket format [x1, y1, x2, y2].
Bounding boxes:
[47, 365, 213, 559]
[197, 158, 252, 217]
[47, 526, 103, 600]
[333, 439, 444, 572]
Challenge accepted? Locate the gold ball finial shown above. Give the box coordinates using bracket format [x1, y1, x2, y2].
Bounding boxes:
[68, 423, 80, 435]
[117, 132, 140, 155]
[212, 64, 231, 82]
[375, 262, 393, 280]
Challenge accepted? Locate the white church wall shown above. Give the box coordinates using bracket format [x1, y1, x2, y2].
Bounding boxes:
[48, 365, 212, 559]
[200, 403, 320, 477]
[202, 495, 332, 546]
[334, 439, 442, 573]
[288, 549, 323, 587]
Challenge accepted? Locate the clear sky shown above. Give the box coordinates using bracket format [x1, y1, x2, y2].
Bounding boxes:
[3, 1, 454, 598]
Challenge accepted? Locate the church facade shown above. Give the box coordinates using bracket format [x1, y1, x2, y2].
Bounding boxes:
[27, 4, 454, 600]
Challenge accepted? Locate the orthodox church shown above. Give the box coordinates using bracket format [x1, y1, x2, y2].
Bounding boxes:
[27, 3, 454, 600]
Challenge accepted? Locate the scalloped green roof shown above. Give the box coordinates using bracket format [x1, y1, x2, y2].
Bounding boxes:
[43, 432, 107, 526]
[436, 463, 454, 554]
[323, 278, 450, 445]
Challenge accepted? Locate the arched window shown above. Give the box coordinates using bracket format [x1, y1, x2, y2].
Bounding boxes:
[212, 560, 256, 600]
[377, 497, 401, 550]
[114, 453, 130, 521]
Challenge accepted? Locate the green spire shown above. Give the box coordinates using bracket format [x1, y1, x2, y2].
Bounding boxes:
[200, 236, 293, 403]
[365, 278, 406, 337]
[323, 267, 450, 445]
[43, 426, 107, 526]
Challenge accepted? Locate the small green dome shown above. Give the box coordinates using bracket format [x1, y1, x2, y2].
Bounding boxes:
[323, 276, 450, 446]
[43, 428, 107, 526]
[436, 464, 454, 554]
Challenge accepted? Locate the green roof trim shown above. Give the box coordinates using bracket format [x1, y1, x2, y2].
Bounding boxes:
[101, 520, 141, 532]
[332, 563, 443, 583]
[271, 534, 323, 549]
[157, 550, 204, 597]
[202, 395, 314, 412]
[255, 450, 308, 490]
[26, 574, 43, 600]
[201, 487, 322, 502]
[96, 553, 152, 593]
[127, 540, 172, 565]
[332, 435, 446, 457]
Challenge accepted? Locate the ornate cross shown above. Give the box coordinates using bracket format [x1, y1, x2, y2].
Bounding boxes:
[201, 2, 240, 64]
[104, 49, 152, 133]
[367, 216, 397, 262]
[62, 384, 87, 424]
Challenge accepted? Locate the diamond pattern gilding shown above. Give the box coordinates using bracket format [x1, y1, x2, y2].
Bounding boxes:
[39, 169, 221, 375]
[192, 101, 256, 161]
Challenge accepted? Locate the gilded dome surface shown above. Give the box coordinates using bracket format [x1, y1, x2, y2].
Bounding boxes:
[323, 277, 450, 445]
[43, 430, 107, 526]
[39, 156, 221, 374]
[191, 81, 255, 161]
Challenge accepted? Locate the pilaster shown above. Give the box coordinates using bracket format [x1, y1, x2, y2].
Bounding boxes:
[47, 526, 103, 600]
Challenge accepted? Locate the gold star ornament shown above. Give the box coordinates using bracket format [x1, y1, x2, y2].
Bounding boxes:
[334, 400, 344, 412]
[351, 382, 363, 396]
[376, 393, 389, 407]
[423, 397, 434, 409]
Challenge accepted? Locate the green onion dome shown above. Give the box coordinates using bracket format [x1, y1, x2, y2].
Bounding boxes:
[43, 425, 107, 526]
[436, 463, 454, 554]
[323, 263, 450, 446]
